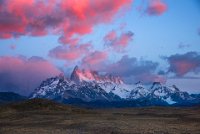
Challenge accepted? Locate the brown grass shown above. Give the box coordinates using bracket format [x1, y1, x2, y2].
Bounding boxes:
[0, 99, 199, 134]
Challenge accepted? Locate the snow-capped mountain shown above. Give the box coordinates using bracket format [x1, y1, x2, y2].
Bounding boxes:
[30, 71, 121, 102]
[128, 81, 150, 99]
[149, 82, 194, 104]
[30, 66, 200, 107]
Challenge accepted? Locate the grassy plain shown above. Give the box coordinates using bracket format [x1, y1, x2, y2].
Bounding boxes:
[0, 99, 199, 134]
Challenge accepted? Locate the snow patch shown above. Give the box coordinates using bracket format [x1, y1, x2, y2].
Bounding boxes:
[165, 97, 176, 104]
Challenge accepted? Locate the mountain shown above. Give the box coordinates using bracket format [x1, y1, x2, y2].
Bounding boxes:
[0, 92, 27, 104]
[30, 66, 200, 107]
[30, 75, 121, 102]
[70, 65, 123, 84]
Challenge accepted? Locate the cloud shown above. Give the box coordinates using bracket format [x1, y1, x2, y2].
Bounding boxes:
[166, 52, 200, 76]
[104, 30, 117, 42]
[79, 54, 165, 84]
[82, 51, 108, 66]
[106, 55, 157, 76]
[49, 43, 92, 61]
[134, 73, 166, 84]
[9, 44, 16, 50]
[0, 56, 61, 95]
[198, 28, 200, 36]
[104, 30, 134, 52]
[146, 0, 167, 16]
[178, 42, 190, 49]
[0, 0, 132, 46]
[104, 55, 165, 84]
[167, 78, 200, 93]
[58, 37, 80, 47]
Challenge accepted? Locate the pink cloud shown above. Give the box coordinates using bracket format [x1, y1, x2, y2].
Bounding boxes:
[10, 44, 16, 50]
[49, 43, 92, 61]
[104, 30, 134, 52]
[0, 0, 132, 46]
[104, 30, 117, 41]
[146, 0, 167, 16]
[0, 56, 61, 95]
[82, 51, 108, 65]
[116, 31, 134, 47]
[58, 37, 80, 47]
[167, 52, 200, 76]
[171, 61, 197, 76]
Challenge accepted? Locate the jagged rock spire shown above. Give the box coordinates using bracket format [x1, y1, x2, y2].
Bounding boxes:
[70, 65, 124, 84]
[58, 73, 65, 80]
[70, 66, 81, 83]
[151, 82, 162, 89]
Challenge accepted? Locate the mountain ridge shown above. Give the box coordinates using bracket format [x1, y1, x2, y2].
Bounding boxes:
[0, 92, 27, 104]
[30, 66, 200, 107]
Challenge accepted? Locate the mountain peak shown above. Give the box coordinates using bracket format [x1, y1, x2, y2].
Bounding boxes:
[135, 81, 142, 85]
[70, 66, 123, 84]
[70, 66, 82, 83]
[58, 73, 65, 79]
[151, 82, 162, 89]
[74, 65, 79, 71]
[172, 85, 180, 92]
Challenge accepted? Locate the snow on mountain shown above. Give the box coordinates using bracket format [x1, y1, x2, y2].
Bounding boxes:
[30, 66, 200, 106]
[30, 75, 73, 99]
[30, 71, 121, 102]
[98, 82, 133, 98]
[149, 82, 195, 104]
[129, 81, 150, 99]
[165, 97, 176, 104]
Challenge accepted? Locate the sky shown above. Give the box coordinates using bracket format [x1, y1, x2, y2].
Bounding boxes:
[0, 0, 200, 96]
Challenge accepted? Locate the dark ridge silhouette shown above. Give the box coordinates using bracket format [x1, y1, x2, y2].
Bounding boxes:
[0, 92, 27, 104]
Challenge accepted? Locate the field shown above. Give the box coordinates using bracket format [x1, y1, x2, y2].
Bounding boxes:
[0, 99, 199, 134]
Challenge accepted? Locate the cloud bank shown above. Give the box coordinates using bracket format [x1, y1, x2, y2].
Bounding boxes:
[0, 56, 60, 95]
[103, 55, 166, 84]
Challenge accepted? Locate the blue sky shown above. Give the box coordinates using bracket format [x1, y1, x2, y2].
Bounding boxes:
[0, 0, 200, 94]
[1, 0, 200, 60]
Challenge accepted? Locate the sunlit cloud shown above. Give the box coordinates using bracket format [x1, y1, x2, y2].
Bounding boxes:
[0, 0, 132, 46]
